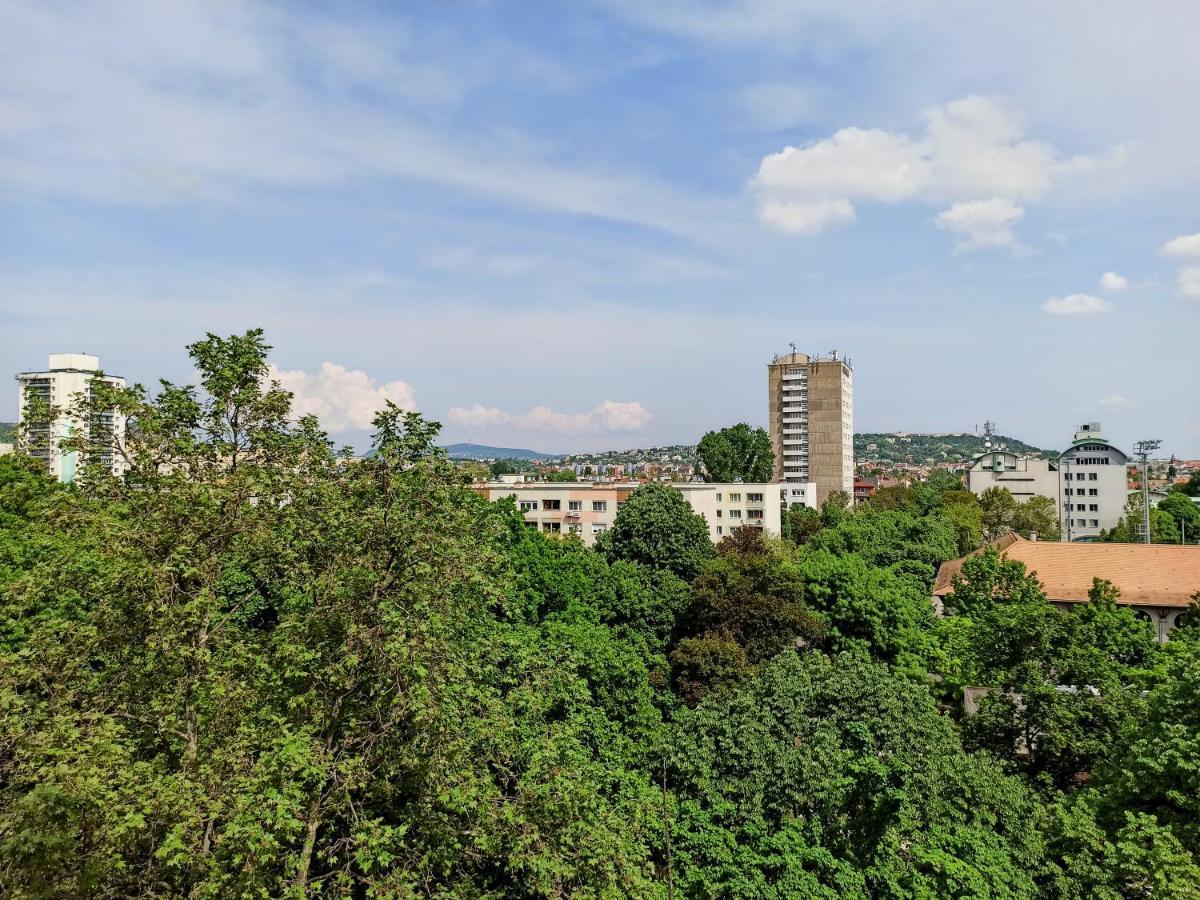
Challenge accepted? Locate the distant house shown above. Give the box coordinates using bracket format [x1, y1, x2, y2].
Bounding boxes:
[934, 533, 1200, 642]
[852, 476, 878, 504]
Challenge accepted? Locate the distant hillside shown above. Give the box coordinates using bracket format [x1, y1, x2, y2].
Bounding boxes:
[0, 422, 15, 444]
[855, 432, 1050, 465]
[442, 442, 558, 461]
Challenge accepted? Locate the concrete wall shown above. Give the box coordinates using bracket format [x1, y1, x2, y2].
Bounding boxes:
[768, 352, 852, 506]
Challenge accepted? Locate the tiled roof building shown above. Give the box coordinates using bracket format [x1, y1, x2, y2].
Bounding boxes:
[934, 534, 1200, 642]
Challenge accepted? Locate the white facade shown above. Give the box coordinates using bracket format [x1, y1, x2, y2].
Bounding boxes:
[481, 481, 792, 547]
[1057, 423, 1128, 541]
[16, 353, 127, 482]
[967, 452, 1059, 501]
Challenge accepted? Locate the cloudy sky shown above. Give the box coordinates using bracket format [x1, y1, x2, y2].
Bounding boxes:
[3, 0, 1198, 455]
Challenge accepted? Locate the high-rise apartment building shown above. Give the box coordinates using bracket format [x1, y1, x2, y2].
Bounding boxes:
[767, 351, 853, 506]
[16, 353, 126, 482]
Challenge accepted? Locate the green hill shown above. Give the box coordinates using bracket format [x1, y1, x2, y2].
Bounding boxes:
[855, 431, 1049, 465]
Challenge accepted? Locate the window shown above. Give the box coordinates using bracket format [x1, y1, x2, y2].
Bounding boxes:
[715, 509, 722, 518]
[1089, 504, 1098, 512]
[591, 523, 607, 534]
[729, 492, 741, 502]
[542, 499, 561, 511]
[716, 493, 722, 501]
[1089, 488, 1098, 496]
[567, 523, 582, 534]
[1064, 473, 1072, 481]
[747, 492, 763, 502]
[525, 521, 538, 529]
[568, 500, 582, 511]
[747, 508, 764, 520]
[519, 500, 538, 511]
[1090, 519, 1099, 527]
[728, 509, 742, 519]
[543, 522, 561, 533]
[716, 526, 723, 535]
[1089, 473, 1098, 481]
[592, 501, 607, 512]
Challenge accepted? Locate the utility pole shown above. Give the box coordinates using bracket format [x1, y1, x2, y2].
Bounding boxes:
[1133, 439, 1162, 544]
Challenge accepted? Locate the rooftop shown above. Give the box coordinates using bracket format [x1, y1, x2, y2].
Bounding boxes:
[934, 534, 1200, 608]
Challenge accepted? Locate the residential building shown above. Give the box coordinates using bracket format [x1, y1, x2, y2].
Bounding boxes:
[1057, 423, 1128, 541]
[16, 353, 126, 482]
[934, 533, 1200, 642]
[767, 350, 853, 506]
[853, 476, 878, 504]
[479, 481, 794, 547]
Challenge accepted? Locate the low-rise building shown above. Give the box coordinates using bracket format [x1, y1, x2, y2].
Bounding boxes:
[480, 481, 801, 546]
[934, 533, 1200, 642]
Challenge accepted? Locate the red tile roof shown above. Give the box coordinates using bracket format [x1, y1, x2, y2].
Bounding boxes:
[934, 534, 1200, 608]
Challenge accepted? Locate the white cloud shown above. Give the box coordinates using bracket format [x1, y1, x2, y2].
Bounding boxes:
[1041, 293, 1111, 316]
[1161, 233, 1200, 258]
[1159, 234, 1200, 301]
[1099, 271, 1128, 291]
[446, 400, 652, 435]
[751, 95, 1104, 248]
[1178, 266, 1200, 301]
[935, 198, 1024, 250]
[269, 362, 415, 432]
[757, 198, 855, 235]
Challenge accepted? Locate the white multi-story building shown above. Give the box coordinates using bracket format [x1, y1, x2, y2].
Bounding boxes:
[480, 481, 809, 547]
[965, 423, 1129, 542]
[16, 353, 126, 482]
[1058, 423, 1128, 541]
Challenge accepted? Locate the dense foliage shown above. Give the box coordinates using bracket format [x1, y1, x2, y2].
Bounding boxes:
[1, 331, 1197, 897]
[695, 423, 774, 484]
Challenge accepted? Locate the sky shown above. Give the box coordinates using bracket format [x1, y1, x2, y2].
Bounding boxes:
[2, 0, 1198, 456]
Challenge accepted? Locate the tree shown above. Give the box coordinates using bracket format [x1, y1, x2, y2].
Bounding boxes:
[1159, 492, 1200, 542]
[545, 467, 577, 482]
[939, 490, 984, 554]
[488, 458, 520, 477]
[979, 486, 1018, 540]
[696, 423, 774, 483]
[596, 481, 715, 580]
[867, 485, 920, 513]
[1013, 494, 1061, 541]
[671, 530, 822, 703]
[820, 489, 850, 527]
[784, 504, 822, 545]
[668, 653, 1045, 898]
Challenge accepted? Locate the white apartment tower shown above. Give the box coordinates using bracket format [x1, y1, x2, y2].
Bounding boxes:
[768, 351, 854, 506]
[16, 353, 127, 482]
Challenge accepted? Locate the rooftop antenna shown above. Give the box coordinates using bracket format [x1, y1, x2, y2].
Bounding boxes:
[788, 341, 797, 355]
[1133, 439, 1162, 544]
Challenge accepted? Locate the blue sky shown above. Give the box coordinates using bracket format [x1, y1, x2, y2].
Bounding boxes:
[2, 0, 1198, 455]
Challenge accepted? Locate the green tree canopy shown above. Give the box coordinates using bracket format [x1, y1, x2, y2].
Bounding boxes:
[596, 481, 715, 580]
[695, 423, 774, 483]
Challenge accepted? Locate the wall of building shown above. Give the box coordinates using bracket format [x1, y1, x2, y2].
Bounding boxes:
[1058, 426, 1128, 540]
[483, 482, 788, 546]
[967, 452, 1059, 502]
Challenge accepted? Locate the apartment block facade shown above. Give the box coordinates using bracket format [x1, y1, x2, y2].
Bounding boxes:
[767, 351, 854, 506]
[16, 353, 126, 482]
[481, 481, 804, 547]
